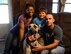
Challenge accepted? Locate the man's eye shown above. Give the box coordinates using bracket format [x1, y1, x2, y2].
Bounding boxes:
[49, 18, 51, 20]
[45, 18, 48, 20]
[46, 19, 48, 20]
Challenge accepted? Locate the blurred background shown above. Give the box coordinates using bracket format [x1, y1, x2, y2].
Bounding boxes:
[0, 0, 71, 54]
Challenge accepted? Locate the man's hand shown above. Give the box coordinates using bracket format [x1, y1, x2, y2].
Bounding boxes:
[32, 42, 45, 51]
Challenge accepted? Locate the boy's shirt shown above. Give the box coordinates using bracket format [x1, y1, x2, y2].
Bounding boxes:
[33, 17, 46, 27]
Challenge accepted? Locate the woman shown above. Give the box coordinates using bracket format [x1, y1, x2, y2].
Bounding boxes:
[3, 4, 35, 54]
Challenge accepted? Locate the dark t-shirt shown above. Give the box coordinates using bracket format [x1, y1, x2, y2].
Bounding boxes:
[39, 24, 64, 47]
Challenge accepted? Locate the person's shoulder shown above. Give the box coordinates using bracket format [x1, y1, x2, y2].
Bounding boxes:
[33, 17, 39, 21]
[19, 14, 24, 19]
[55, 24, 62, 29]
[54, 24, 63, 32]
[18, 14, 26, 22]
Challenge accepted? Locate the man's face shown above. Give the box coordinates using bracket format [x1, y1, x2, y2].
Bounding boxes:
[45, 14, 55, 26]
[39, 11, 46, 19]
[27, 6, 34, 17]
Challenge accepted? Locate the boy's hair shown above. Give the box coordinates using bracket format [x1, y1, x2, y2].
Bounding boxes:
[38, 8, 47, 13]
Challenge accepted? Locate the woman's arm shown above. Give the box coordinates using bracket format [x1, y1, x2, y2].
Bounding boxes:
[19, 18, 25, 44]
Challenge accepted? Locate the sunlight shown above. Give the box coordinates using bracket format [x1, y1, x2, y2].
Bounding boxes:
[64, 4, 71, 13]
[0, 5, 9, 24]
[52, 4, 58, 13]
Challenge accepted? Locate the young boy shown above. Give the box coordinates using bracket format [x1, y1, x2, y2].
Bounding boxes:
[33, 8, 47, 27]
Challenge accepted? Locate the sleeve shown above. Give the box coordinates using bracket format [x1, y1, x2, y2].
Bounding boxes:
[18, 15, 24, 23]
[54, 26, 63, 41]
[33, 18, 37, 24]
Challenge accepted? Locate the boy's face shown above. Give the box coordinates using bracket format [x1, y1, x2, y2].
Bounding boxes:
[39, 11, 46, 19]
[45, 14, 55, 26]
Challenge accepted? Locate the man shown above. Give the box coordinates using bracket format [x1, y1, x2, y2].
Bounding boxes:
[32, 13, 65, 54]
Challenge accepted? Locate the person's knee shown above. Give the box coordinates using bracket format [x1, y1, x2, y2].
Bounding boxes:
[51, 49, 57, 54]
[41, 50, 49, 54]
[51, 46, 65, 54]
[51, 50, 65, 54]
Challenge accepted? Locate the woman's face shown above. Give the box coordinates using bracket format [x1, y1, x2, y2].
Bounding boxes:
[27, 6, 34, 17]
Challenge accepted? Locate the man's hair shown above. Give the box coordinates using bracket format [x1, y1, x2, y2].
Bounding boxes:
[46, 13, 55, 19]
[38, 8, 47, 13]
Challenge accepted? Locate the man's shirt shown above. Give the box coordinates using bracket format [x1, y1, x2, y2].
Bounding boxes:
[39, 24, 64, 47]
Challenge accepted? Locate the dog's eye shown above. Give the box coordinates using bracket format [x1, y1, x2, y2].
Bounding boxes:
[34, 25, 37, 29]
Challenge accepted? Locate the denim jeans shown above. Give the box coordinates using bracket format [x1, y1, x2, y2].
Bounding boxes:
[41, 46, 65, 54]
[3, 32, 19, 54]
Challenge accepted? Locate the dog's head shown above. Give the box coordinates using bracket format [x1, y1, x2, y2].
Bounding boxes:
[27, 24, 39, 34]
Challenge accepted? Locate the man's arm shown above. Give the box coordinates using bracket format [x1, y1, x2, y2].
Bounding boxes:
[44, 25, 63, 50]
[32, 39, 60, 51]
[44, 39, 60, 50]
